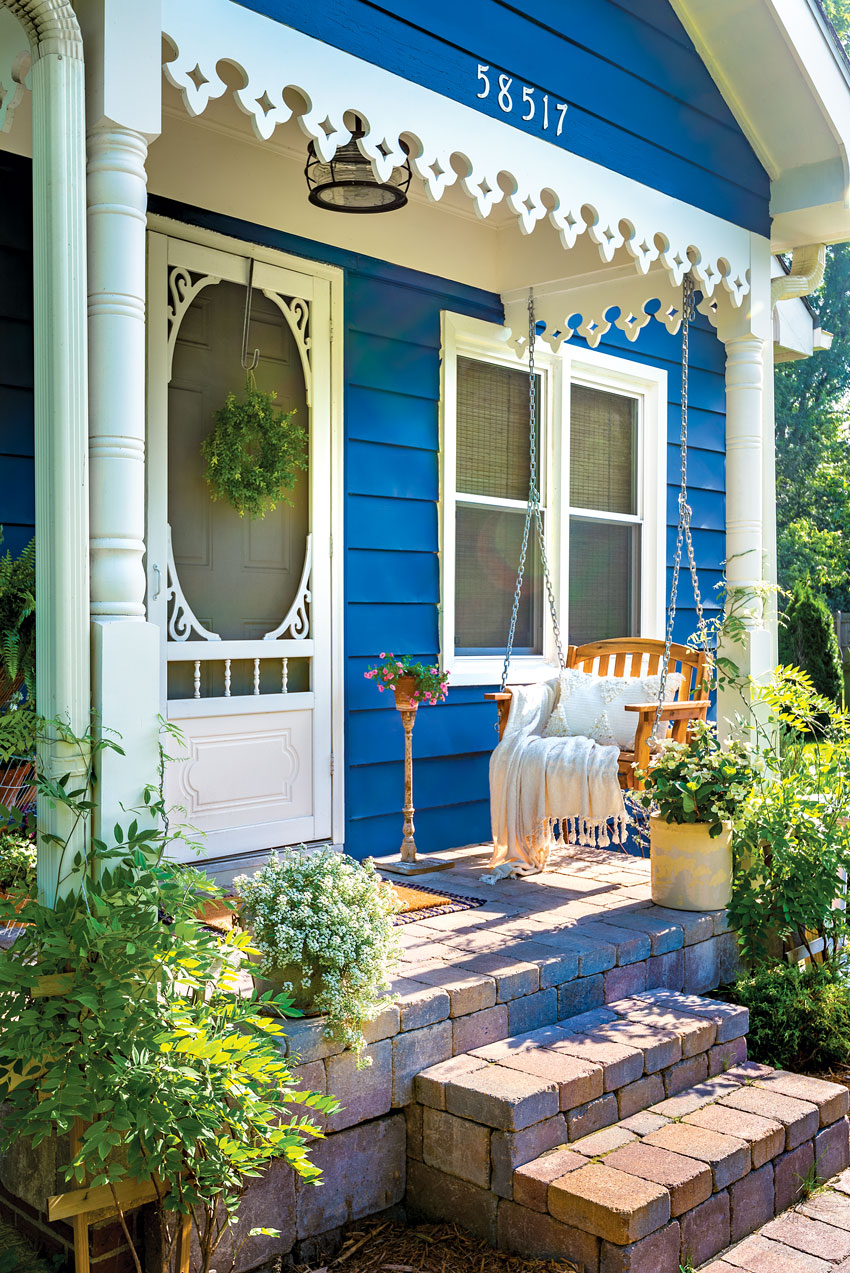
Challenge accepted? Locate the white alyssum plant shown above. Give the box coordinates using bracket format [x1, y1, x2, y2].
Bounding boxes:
[236, 845, 402, 1063]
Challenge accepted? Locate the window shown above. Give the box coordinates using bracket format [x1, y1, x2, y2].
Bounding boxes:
[440, 313, 666, 685]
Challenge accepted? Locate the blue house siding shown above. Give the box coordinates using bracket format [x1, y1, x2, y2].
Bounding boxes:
[133, 198, 730, 860]
[235, 0, 770, 234]
[0, 152, 34, 559]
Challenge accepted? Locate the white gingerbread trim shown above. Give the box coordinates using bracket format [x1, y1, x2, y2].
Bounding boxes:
[262, 290, 312, 406]
[166, 264, 222, 377]
[263, 533, 312, 641]
[161, 0, 754, 313]
[165, 523, 221, 642]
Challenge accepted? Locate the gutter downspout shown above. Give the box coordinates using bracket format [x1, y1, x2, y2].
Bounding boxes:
[771, 243, 827, 306]
[3, 1, 90, 903]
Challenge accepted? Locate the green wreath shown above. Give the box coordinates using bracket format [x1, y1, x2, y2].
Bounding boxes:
[201, 376, 308, 519]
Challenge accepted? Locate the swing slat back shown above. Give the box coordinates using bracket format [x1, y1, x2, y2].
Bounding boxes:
[567, 638, 709, 700]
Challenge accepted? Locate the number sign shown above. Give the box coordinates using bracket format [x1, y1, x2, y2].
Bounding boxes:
[476, 64, 568, 137]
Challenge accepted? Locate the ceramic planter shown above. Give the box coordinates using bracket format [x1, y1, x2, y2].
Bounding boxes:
[650, 814, 733, 911]
[392, 675, 419, 712]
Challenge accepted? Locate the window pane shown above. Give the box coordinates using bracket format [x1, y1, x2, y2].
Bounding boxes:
[570, 384, 637, 514]
[569, 518, 640, 646]
[456, 356, 540, 501]
[455, 503, 542, 654]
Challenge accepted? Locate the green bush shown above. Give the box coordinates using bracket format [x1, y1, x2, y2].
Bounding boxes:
[729, 667, 850, 967]
[779, 579, 843, 705]
[728, 961, 850, 1072]
[0, 826, 36, 893]
[0, 531, 35, 703]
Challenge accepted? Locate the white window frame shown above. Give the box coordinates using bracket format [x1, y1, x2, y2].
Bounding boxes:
[439, 311, 667, 687]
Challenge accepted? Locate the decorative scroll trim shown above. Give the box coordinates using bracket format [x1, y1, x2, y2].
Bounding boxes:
[167, 265, 221, 377]
[263, 291, 312, 405]
[263, 534, 311, 641]
[166, 524, 221, 642]
[161, 0, 752, 309]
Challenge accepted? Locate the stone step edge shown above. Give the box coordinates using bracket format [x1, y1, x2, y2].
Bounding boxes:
[506, 1065, 850, 1270]
[414, 990, 750, 1133]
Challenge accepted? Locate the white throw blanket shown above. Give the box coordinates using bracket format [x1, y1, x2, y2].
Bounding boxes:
[485, 680, 628, 881]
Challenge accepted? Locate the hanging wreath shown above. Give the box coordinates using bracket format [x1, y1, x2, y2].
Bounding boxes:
[201, 376, 308, 519]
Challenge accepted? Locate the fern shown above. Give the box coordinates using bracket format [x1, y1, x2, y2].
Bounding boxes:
[0, 530, 35, 702]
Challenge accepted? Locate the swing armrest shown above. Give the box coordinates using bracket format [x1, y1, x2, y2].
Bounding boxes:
[626, 700, 711, 778]
[484, 691, 513, 742]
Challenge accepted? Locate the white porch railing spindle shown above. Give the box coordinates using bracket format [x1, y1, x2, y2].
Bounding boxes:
[224, 658, 231, 696]
[253, 658, 261, 695]
[282, 658, 288, 693]
[193, 660, 201, 699]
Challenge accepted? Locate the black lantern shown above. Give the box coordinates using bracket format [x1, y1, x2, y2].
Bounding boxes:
[305, 119, 411, 213]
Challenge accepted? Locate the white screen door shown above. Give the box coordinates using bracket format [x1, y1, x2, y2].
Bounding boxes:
[146, 231, 338, 861]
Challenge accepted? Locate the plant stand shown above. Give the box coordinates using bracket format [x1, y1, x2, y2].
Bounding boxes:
[379, 678, 453, 876]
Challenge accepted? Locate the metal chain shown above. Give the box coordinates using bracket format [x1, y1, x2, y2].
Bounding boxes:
[651, 274, 710, 744]
[501, 292, 566, 691]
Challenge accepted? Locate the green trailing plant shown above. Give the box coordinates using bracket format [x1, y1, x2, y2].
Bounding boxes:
[778, 579, 844, 706]
[201, 375, 307, 520]
[728, 667, 850, 967]
[727, 961, 850, 1072]
[0, 530, 35, 702]
[0, 722, 338, 1273]
[236, 844, 402, 1064]
[635, 720, 756, 838]
[0, 701, 37, 762]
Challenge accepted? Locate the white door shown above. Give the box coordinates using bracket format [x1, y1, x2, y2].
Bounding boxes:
[146, 232, 338, 861]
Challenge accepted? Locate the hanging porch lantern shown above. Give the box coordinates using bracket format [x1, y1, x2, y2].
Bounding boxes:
[305, 119, 411, 213]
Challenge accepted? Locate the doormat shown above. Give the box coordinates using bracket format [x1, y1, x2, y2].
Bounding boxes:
[389, 883, 487, 925]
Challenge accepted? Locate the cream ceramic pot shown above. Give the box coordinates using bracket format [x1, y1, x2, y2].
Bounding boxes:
[650, 815, 733, 911]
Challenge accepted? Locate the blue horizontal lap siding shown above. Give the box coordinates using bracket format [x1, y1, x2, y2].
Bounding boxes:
[0, 154, 34, 559]
[235, 0, 769, 233]
[111, 197, 727, 860]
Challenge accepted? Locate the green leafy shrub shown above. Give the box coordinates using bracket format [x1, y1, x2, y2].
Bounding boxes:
[635, 720, 756, 838]
[236, 845, 402, 1063]
[0, 826, 36, 893]
[201, 376, 307, 520]
[0, 531, 35, 702]
[729, 667, 850, 967]
[0, 725, 339, 1273]
[779, 579, 843, 706]
[728, 961, 850, 1072]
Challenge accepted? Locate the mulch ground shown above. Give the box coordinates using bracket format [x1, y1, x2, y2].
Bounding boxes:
[293, 1217, 579, 1273]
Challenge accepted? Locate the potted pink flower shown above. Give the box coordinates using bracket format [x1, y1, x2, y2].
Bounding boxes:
[364, 653, 449, 712]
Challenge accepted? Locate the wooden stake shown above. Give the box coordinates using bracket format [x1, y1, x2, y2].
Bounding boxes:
[70, 1119, 90, 1273]
[178, 1212, 192, 1273]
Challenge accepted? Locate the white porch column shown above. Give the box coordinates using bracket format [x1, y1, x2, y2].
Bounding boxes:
[77, 0, 162, 837]
[716, 234, 775, 735]
[4, 1, 91, 903]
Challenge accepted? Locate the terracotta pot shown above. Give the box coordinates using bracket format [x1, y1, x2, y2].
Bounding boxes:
[650, 815, 733, 911]
[393, 675, 419, 712]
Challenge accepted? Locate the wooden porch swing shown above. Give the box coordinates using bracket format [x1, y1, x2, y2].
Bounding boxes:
[485, 278, 711, 789]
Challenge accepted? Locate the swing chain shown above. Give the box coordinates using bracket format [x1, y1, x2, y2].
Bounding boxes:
[651, 273, 710, 745]
[500, 292, 565, 692]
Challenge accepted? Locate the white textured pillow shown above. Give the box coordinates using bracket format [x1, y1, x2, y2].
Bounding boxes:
[543, 668, 684, 749]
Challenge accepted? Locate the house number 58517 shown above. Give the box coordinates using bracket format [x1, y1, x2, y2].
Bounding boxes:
[476, 64, 568, 136]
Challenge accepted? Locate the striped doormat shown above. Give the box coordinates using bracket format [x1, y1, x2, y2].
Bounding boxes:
[389, 882, 486, 925]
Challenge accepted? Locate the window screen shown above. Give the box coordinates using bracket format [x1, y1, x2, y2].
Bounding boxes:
[568, 518, 639, 646]
[570, 384, 637, 514]
[456, 504, 542, 653]
[456, 356, 540, 501]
